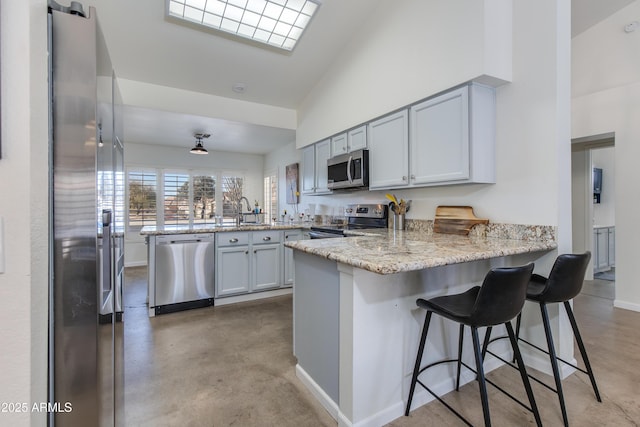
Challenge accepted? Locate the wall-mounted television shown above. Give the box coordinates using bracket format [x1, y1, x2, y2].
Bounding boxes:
[593, 167, 602, 204]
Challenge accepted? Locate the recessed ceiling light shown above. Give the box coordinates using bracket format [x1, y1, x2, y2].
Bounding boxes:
[166, 0, 320, 52]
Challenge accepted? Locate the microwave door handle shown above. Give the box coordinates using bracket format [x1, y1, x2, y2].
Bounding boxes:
[347, 156, 353, 183]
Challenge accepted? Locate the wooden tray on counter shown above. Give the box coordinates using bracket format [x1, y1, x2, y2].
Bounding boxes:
[434, 206, 489, 235]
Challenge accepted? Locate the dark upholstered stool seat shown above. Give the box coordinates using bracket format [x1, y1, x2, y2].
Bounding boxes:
[417, 286, 479, 322]
[405, 264, 542, 427]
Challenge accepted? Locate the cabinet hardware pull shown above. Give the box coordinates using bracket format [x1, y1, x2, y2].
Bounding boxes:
[263, 236, 271, 241]
[411, 174, 415, 180]
[245, 251, 249, 254]
[402, 176, 407, 181]
[254, 250, 257, 254]
[229, 238, 239, 243]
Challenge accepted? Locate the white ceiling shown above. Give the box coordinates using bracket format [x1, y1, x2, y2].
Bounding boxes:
[571, 0, 636, 37]
[123, 105, 295, 154]
[81, 0, 637, 154]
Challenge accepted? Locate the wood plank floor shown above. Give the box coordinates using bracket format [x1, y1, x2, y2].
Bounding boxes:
[124, 267, 639, 426]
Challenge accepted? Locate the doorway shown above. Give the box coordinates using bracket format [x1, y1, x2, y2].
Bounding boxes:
[571, 133, 615, 299]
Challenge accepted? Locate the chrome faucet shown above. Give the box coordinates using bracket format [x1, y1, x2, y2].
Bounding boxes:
[236, 197, 252, 226]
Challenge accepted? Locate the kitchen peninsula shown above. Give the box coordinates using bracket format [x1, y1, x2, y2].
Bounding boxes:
[285, 224, 557, 427]
[141, 223, 308, 316]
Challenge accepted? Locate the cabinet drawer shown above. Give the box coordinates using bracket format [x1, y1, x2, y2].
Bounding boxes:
[216, 232, 249, 246]
[252, 230, 281, 244]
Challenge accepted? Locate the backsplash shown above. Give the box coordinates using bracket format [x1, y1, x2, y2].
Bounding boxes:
[406, 219, 556, 243]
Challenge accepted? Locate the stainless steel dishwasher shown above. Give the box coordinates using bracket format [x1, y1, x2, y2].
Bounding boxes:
[154, 233, 215, 314]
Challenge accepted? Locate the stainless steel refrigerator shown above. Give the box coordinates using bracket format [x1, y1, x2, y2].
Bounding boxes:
[48, 2, 125, 425]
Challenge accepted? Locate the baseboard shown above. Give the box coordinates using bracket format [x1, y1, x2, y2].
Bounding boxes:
[295, 364, 339, 421]
[613, 299, 640, 313]
[215, 288, 292, 306]
[125, 260, 147, 268]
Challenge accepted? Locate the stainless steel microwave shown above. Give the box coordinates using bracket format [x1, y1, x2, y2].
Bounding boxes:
[327, 149, 369, 190]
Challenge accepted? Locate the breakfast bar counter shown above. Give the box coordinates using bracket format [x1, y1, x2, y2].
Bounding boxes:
[286, 225, 558, 427]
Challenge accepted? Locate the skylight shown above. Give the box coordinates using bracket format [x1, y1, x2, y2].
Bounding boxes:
[167, 0, 320, 52]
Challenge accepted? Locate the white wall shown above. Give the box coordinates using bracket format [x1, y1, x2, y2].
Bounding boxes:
[296, 0, 512, 148]
[572, 1, 640, 311]
[0, 0, 49, 425]
[591, 147, 615, 227]
[125, 142, 265, 265]
[295, 0, 572, 245]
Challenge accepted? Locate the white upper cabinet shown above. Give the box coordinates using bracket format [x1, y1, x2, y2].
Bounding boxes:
[410, 86, 470, 184]
[301, 139, 332, 195]
[368, 110, 410, 189]
[348, 125, 367, 152]
[331, 133, 348, 156]
[330, 125, 367, 158]
[409, 83, 495, 187]
[301, 144, 316, 194]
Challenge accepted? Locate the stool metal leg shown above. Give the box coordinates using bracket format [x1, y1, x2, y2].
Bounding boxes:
[406, 311, 433, 416]
[471, 326, 492, 427]
[540, 302, 570, 427]
[563, 301, 602, 402]
[456, 324, 464, 391]
[481, 326, 493, 361]
[505, 321, 543, 427]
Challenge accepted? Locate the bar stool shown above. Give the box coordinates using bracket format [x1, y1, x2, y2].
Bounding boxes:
[513, 252, 601, 426]
[405, 263, 542, 427]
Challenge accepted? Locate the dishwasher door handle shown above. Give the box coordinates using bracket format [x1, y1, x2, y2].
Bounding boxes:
[159, 239, 203, 245]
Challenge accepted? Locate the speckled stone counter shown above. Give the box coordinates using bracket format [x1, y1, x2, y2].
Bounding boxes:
[285, 226, 557, 275]
[140, 222, 310, 236]
[291, 224, 559, 426]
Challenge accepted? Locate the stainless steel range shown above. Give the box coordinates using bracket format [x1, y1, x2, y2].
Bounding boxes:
[309, 204, 388, 239]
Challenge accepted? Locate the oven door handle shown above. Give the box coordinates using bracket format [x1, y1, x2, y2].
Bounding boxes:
[347, 155, 353, 183]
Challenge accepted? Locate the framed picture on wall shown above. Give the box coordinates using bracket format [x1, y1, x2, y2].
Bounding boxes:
[286, 163, 299, 204]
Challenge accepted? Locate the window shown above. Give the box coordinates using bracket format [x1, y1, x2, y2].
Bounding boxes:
[126, 169, 245, 230]
[222, 175, 244, 223]
[128, 170, 157, 231]
[163, 172, 190, 226]
[264, 171, 277, 223]
[166, 0, 320, 52]
[192, 174, 216, 225]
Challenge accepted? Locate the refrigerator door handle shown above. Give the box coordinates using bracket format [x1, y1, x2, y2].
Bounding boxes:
[102, 209, 113, 305]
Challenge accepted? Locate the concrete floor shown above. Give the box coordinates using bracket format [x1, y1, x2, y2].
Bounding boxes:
[124, 267, 638, 426]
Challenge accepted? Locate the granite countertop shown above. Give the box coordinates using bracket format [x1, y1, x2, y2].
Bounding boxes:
[285, 228, 557, 275]
[140, 223, 311, 236]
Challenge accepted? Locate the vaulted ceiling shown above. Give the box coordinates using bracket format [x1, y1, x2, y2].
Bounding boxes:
[82, 0, 637, 153]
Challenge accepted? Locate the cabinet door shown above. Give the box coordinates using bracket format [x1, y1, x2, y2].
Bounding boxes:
[348, 125, 367, 152]
[216, 246, 250, 297]
[595, 229, 609, 271]
[608, 227, 615, 267]
[253, 243, 281, 291]
[283, 230, 302, 286]
[301, 145, 316, 194]
[314, 139, 332, 194]
[410, 86, 470, 185]
[368, 110, 409, 189]
[331, 133, 348, 157]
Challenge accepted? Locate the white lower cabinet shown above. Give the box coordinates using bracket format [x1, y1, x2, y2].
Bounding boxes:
[216, 229, 302, 298]
[216, 246, 250, 296]
[593, 226, 615, 273]
[283, 230, 303, 286]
